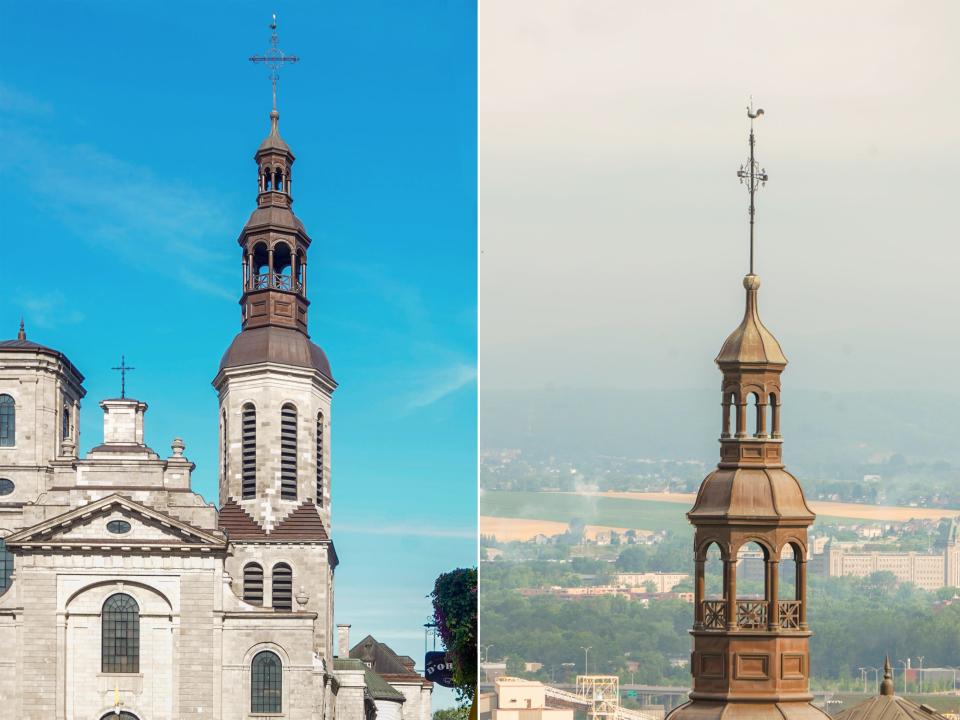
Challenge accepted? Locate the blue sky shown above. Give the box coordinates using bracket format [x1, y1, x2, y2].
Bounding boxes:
[1, 1, 476, 706]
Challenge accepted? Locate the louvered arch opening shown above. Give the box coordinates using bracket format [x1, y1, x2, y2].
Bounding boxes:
[241, 404, 257, 499]
[316, 411, 324, 506]
[243, 562, 264, 605]
[280, 404, 298, 500]
[272, 563, 293, 611]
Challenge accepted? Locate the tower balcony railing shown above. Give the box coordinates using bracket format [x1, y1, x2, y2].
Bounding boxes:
[251, 273, 304, 293]
[699, 599, 803, 630]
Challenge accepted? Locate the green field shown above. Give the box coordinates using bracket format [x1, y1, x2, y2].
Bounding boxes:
[481, 491, 863, 534]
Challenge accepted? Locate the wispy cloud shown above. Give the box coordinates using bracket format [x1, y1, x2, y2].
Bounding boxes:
[0, 87, 235, 300]
[17, 292, 86, 329]
[406, 362, 477, 410]
[336, 522, 477, 540]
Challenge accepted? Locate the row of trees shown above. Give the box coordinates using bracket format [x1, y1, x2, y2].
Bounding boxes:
[480, 563, 960, 688]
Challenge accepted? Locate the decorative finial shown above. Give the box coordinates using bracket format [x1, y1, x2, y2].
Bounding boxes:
[880, 655, 895, 696]
[111, 355, 136, 399]
[737, 99, 769, 276]
[249, 14, 300, 113]
[17, 317, 25, 341]
[171, 437, 185, 457]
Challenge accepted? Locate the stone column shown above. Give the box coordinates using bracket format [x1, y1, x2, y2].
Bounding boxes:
[798, 559, 808, 629]
[735, 402, 748, 438]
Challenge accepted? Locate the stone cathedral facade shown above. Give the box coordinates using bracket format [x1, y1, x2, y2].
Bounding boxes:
[0, 107, 432, 720]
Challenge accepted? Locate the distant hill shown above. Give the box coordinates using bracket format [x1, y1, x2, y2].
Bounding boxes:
[481, 387, 960, 468]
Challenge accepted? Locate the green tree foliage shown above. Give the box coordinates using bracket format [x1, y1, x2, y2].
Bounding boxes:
[432, 568, 478, 703]
[480, 561, 960, 687]
[434, 706, 471, 720]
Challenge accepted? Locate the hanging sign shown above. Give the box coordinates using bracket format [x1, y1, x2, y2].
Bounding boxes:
[425, 651, 456, 688]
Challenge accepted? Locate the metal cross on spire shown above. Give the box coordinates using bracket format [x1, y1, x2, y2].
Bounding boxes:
[111, 355, 136, 399]
[249, 14, 300, 111]
[736, 100, 769, 275]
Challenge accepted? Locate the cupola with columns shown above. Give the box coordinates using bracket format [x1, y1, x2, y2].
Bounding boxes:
[667, 107, 828, 720]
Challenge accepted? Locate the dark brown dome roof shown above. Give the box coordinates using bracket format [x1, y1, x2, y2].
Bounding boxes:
[218, 326, 333, 381]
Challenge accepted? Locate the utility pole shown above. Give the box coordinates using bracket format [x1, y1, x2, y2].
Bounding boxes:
[898, 660, 908, 694]
[918, 657, 924, 694]
[581, 646, 592, 675]
[858, 668, 868, 694]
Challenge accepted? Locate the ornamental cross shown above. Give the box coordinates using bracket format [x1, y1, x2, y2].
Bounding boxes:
[111, 355, 135, 399]
[736, 101, 769, 275]
[249, 14, 300, 111]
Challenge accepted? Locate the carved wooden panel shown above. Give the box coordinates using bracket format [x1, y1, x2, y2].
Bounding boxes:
[735, 654, 770, 680]
[781, 654, 805, 680]
[699, 653, 725, 679]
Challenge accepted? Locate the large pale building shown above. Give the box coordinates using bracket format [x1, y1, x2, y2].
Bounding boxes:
[0, 92, 431, 719]
[815, 525, 960, 591]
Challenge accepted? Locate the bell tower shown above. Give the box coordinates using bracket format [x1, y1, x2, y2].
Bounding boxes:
[668, 106, 829, 720]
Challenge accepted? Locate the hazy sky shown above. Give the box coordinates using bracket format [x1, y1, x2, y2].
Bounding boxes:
[1, 3, 475, 705]
[480, 1, 960, 394]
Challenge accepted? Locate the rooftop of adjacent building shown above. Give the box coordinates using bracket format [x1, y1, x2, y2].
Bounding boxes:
[832, 658, 950, 720]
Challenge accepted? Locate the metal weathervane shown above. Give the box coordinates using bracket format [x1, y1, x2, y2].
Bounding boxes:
[111, 355, 135, 399]
[249, 14, 300, 111]
[736, 100, 769, 275]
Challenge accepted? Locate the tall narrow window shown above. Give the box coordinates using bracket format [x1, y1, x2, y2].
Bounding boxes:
[102, 593, 139, 673]
[315, 411, 324, 506]
[251, 650, 282, 713]
[221, 410, 228, 484]
[272, 563, 292, 611]
[0, 539, 13, 594]
[62, 403, 71, 440]
[243, 562, 264, 605]
[241, 404, 257, 499]
[0, 394, 14, 447]
[280, 404, 298, 500]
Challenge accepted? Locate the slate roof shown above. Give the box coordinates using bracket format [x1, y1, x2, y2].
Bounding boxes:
[349, 635, 432, 687]
[218, 499, 335, 561]
[0, 334, 85, 382]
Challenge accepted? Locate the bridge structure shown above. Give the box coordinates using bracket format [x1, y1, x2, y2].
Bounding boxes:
[543, 676, 660, 720]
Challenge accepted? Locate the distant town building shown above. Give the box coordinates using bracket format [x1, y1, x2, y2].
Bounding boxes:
[814, 521, 960, 591]
[490, 677, 574, 720]
[614, 572, 689, 592]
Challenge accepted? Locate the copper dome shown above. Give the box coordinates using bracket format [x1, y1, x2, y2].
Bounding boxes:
[687, 466, 814, 523]
[715, 274, 787, 367]
[218, 325, 334, 382]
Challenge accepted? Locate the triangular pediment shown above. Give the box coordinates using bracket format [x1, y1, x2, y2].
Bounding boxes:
[5, 494, 227, 550]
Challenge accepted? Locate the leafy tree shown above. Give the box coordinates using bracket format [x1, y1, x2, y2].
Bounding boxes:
[434, 706, 471, 720]
[432, 567, 478, 703]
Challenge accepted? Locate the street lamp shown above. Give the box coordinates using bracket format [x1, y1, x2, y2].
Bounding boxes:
[581, 646, 592, 675]
[480, 645, 495, 663]
[858, 668, 868, 695]
[865, 667, 879, 695]
[898, 660, 908, 695]
[917, 657, 924, 694]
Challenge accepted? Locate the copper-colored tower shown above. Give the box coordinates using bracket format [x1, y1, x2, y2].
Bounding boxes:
[666, 110, 830, 720]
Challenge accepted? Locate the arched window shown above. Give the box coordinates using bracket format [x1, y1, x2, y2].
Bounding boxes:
[243, 562, 264, 605]
[273, 243, 293, 291]
[0, 538, 13, 594]
[747, 392, 761, 437]
[272, 563, 292, 611]
[251, 650, 282, 713]
[242, 404, 257, 499]
[0, 394, 14, 447]
[280, 404, 298, 500]
[263, 168, 272, 191]
[273, 169, 283, 192]
[102, 593, 139, 673]
[316, 411, 324, 505]
[735, 541, 769, 629]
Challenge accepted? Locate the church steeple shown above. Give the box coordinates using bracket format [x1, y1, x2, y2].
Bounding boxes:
[667, 107, 826, 720]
